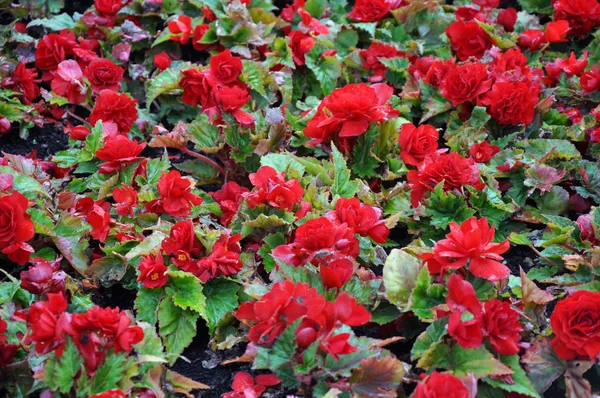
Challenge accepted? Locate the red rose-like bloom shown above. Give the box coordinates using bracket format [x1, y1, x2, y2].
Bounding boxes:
[320, 332, 356, 360]
[423, 59, 455, 87]
[288, 30, 315, 66]
[96, 135, 146, 174]
[361, 43, 404, 82]
[553, 0, 600, 37]
[24, 292, 70, 355]
[84, 58, 124, 94]
[445, 20, 494, 61]
[272, 217, 360, 266]
[580, 66, 600, 94]
[236, 281, 328, 345]
[51, 60, 87, 104]
[489, 48, 529, 75]
[407, 153, 482, 207]
[86, 204, 111, 242]
[439, 63, 492, 106]
[545, 20, 570, 42]
[153, 52, 172, 70]
[0, 191, 35, 265]
[210, 181, 249, 226]
[168, 15, 193, 45]
[320, 258, 354, 289]
[517, 30, 546, 51]
[70, 125, 91, 141]
[95, 0, 122, 15]
[398, 123, 439, 166]
[421, 217, 510, 282]
[157, 170, 203, 218]
[192, 24, 211, 51]
[480, 79, 540, 125]
[413, 372, 469, 398]
[223, 372, 281, 398]
[497, 7, 517, 31]
[550, 290, 600, 360]
[20, 257, 67, 295]
[214, 84, 255, 125]
[247, 166, 304, 211]
[197, 233, 243, 282]
[348, 0, 391, 22]
[89, 91, 138, 133]
[180, 68, 216, 109]
[448, 311, 483, 348]
[333, 198, 389, 243]
[482, 299, 522, 355]
[138, 254, 168, 288]
[210, 49, 243, 84]
[334, 292, 371, 326]
[35, 30, 76, 71]
[113, 185, 138, 217]
[305, 83, 393, 142]
[162, 220, 203, 271]
[469, 141, 499, 163]
[2, 63, 40, 104]
[578, 214, 600, 244]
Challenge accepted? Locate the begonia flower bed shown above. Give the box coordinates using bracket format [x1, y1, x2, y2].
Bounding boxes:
[1, 0, 600, 396]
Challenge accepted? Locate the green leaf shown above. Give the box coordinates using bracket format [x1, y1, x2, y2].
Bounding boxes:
[515, 139, 581, 162]
[305, 0, 327, 17]
[444, 106, 490, 152]
[411, 318, 448, 361]
[426, 182, 475, 229]
[517, 0, 552, 14]
[305, 44, 342, 95]
[419, 344, 513, 379]
[53, 214, 90, 274]
[125, 231, 166, 261]
[145, 66, 185, 109]
[521, 337, 567, 394]
[331, 143, 359, 198]
[78, 121, 104, 163]
[167, 270, 206, 314]
[369, 302, 401, 325]
[352, 125, 379, 178]
[89, 352, 128, 394]
[484, 355, 541, 398]
[158, 297, 199, 364]
[135, 288, 164, 325]
[407, 267, 446, 320]
[241, 60, 268, 97]
[383, 249, 422, 310]
[0, 166, 47, 199]
[186, 114, 221, 151]
[203, 278, 239, 335]
[27, 13, 76, 30]
[44, 338, 82, 393]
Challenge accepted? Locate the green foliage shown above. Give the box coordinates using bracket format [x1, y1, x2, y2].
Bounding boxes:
[331, 144, 359, 198]
[203, 278, 239, 335]
[425, 182, 476, 229]
[383, 249, 422, 310]
[166, 270, 206, 314]
[44, 338, 82, 393]
[158, 297, 199, 363]
[408, 267, 446, 320]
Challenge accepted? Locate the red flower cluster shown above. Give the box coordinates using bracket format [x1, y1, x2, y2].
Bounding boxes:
[246, 166, 304, 211]
[550, 290, 600, 360]
[398, 123, 439, 166]
[304, 83, 394, 146]
[196, 233, 243, 282]
[84, 58, 124, 94]
[2, 63, 40, 104]
[348, 0, 390, 22]
[210, 181, 249, 226]
[168, 15, 192, 45]
[236, 281, 370, 360]
[0, 318, 19, 367]
[443, 274, 522, 355]
[162, 220, 203, 272]
[89, 91, 138, 133]
[113, 184, 138, 217]
[413, 372, 469, 398]
[0, 191, 35, 265]
[272, 216, 360, 267]
[407, 153, 483, 207]
[96, 135, 146, 174]
[156, 170, 203, 218]
[445, 19, 495, 61]
[330, 198, 389, 243]
[138, 254, 168, 288]
[20, 257, 67, 295]
[51, 60, 87, 104]
[20, 293, 143, 374]
[553, 0, 600, 37]
[223, 372, 280, 398]
[420, 217, 510, 282]
[180, 50, 254, 125]
[469, 141, 499, 163]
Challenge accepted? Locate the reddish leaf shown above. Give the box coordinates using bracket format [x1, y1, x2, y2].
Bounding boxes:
[349, 356, 405, 397]
[522, 337, 566, 394]
[565, 360, 594, 398]
[520, 267, 555, 305]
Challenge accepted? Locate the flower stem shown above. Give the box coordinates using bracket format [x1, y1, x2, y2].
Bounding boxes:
[180, 147, 226, 176]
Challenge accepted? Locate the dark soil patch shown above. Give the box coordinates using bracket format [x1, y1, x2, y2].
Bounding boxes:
[0, 124, 69, 159]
